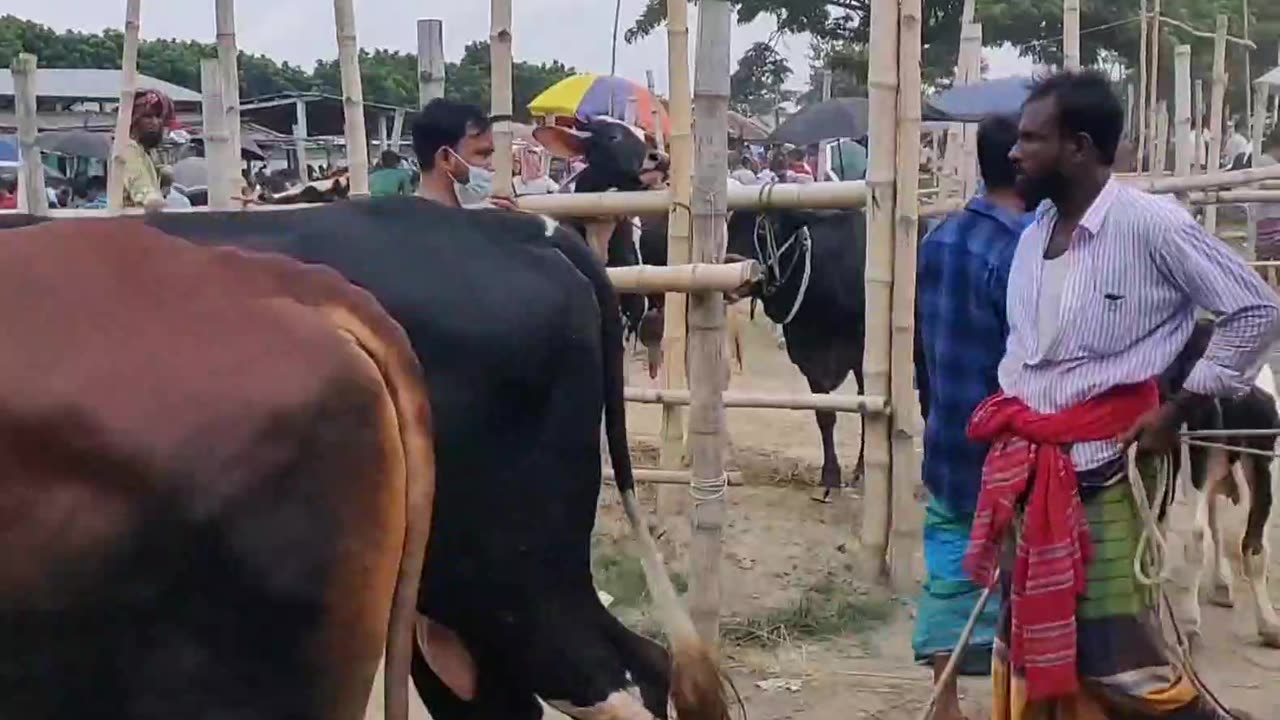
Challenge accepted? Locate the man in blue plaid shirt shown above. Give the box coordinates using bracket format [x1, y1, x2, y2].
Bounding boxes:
[912, 114, 1033, 720]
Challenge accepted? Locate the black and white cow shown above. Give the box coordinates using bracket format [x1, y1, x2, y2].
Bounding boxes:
[0, 201, 731, 720]
[1155, 318, 1280, 650]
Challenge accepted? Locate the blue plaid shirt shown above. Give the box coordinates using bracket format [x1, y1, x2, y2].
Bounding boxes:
[915, 197, 1031, 514]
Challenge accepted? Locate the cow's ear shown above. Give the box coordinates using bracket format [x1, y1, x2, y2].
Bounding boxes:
[534, 126, 588, 159]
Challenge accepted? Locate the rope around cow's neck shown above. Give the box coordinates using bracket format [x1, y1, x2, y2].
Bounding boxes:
[752, 214, 813, 325]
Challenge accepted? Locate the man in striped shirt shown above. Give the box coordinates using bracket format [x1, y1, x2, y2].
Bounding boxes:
[978, 70, 1279, 720]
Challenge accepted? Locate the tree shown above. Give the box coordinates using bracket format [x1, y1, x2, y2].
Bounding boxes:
[730, 41, 795, 115]
[0, 15, 577, 120]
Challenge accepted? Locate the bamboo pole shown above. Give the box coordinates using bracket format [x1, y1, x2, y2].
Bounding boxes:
[1153, 101, 1169, 174]
[200, 59, 234, 212]
[107, 0, 141, 215]
[1174, 45, 1192, 178]
[604, 468, 744, 486]
[1252, 82, 1269, 161]
[516, 180, 869, 215]
[333, 0, 370, 196]
[1138, 0, 1149, 171]
[1205, 14, 1228, 233]
[293, 99, 309, 178]
[390, 108, 405, 154]
[960, 24, 982, 198]
[1064, 0, 1081, 70]
[11, 54, 46, 217]
[646, 69, 666, 153]
[215, 0, 241, 190]
[861, 0, 900, 584]
[1127, 160, 1280, 193]
[1125, 83, 1136, 144]
[418, 19, 446, 106]
[1147, 0, 1162, 177]
[606, 261, 760, 294]
[1243, 0, 1251, 124]
[687, 0, 732, 644]
[890, 0, 924, 594]
[489, 0, 514, 199]
[658, 0, 695, 521]
[1194, 78, 1204, 172]
[624, 388, 890, 413]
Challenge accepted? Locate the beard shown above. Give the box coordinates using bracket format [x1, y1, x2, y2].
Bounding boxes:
[1014, 169, 1067, 209]
[137, 129, 163, 149]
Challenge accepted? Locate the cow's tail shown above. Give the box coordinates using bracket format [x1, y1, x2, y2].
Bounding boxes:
[553, 224, 731, 720]
[325, 306, 436, 720]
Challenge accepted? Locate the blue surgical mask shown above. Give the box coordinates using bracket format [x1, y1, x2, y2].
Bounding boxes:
[448, 148, 494, 206]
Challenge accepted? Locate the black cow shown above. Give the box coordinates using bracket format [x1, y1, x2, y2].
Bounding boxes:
[0, 203, 729, 720]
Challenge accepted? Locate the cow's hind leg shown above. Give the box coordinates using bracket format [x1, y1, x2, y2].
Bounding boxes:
[1240, 453, 1280, 647]
[1207, 481, 1235, 608]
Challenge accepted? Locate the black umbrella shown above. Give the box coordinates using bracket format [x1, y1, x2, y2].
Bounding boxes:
[769, 98, 869, 145]
[35, 130, 113, 160]
[923, 76, 1034, 122]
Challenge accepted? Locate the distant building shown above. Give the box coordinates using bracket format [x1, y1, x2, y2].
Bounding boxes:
[0, 68, 201, 132]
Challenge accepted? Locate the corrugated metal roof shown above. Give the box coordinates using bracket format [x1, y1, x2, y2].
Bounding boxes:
[0, 68, 200, 103]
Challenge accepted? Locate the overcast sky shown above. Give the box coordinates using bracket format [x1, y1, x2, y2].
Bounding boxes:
[9, 0, 1033, 94]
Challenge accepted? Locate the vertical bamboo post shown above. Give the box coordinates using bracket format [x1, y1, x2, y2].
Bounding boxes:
[1146, 0, 1161, 177]
[200, 59, 234, 211]
[1063, 0, 1081, 70]
[861, 0, 900, 582]
[1205, 14, 1228, 233]
[391, 108, 405, 154]
[1174, 45, 1192, 178]
[1137, 0, 1149, 171]
[1125, 83, 1136, 143]
[1252, 82, 1269, 161]
[293, 99, 309, 178]
[107, 0, 142, 215]
[1194, 79, 1204, 172]
[688, 0, 732, 644]
[646, 69, 666, 154]
[379, 114, 389, 155]
[418, 19, 446, 106]
[960, 23, 982, 197]
[489, 0, 514, 199]
[11, 53, 47, 217]
[1273, 46, 1280, 121]
[1154, 101, 1169, 174]
[333, 0, 370, 196]
[215, 0, 241, 188]
[890, 0, 923, 594]
[1243, 0, 1252, 123]
[658, 0, 693, 519]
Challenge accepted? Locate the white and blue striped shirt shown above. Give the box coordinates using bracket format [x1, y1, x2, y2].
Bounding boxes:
[999, 177, 1280, 472]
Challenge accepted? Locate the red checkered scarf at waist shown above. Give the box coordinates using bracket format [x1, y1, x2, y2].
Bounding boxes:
[963, 381, 1159, 700]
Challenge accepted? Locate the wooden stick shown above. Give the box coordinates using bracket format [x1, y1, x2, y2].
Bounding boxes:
[606, 261, 760, 294]
[489, 0, 514, 199]
[1138, 0, 1149, 171]
[417, 19, 445, 106]
[200, 59, 234, 211]
[333, 0, 370, 196]
[890, 0, 923, 595]
[688, 0, 732, 644]
[215, 0, 242, 190]
[647, 69, 666, 154]
[1192, 190, 1280, 204]
[915, 578, 998, 720]
[659, 0, 693, 520]
[11, 54, 46, 217]
[516, 181, 869, 215]
[107, 0, 142, 215]
[1147, 0, 1161, 178]
[1174, 46, 1192, 178]
[861, 0, 900, 584]
[1128, 162, 1280, 193]
[624, 388, 890, 414]
[1063, 0, 1081, 70]
[603, 468, 744, 487]
[1205, 14, 1228, 233]
[1193, 79, 1204, 172]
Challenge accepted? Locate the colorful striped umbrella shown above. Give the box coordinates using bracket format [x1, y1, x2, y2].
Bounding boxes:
[528, 73, 671, 137]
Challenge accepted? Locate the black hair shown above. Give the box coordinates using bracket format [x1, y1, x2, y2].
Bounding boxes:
[976, 114, 1020, 190]
[0, 175, 15, 193]
[85, 175, 107, 195]
[411, 98, 491, 170]
[380, 149, 401, 167]
[1025, 70, 1124, 165]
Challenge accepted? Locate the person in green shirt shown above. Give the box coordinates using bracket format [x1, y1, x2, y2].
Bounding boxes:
[369, 150, 415, 197]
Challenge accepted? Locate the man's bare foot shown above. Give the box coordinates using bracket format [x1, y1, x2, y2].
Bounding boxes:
[930, 654, 968, 720]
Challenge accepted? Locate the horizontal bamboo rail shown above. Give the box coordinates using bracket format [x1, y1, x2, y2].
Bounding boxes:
[1186, 190, 1280, 204]
[1130, 164, 1280, 194]
[624, 387, 889, 414]
[603, 468, 745, 486]
[519, 181, 871, 216]
[607, 260, 760, 293]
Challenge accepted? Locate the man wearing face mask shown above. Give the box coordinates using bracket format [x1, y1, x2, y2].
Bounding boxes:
[411, 98, 516, 211]
[119, 88, 177, 209]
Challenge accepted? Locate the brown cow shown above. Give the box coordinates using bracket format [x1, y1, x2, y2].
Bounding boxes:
[0, 219, 434, 720]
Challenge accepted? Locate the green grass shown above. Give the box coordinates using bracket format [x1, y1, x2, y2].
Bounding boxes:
[592, 540, 688, 610]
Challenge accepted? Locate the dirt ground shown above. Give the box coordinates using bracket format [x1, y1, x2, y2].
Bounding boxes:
[374, 305, 1280, 719]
